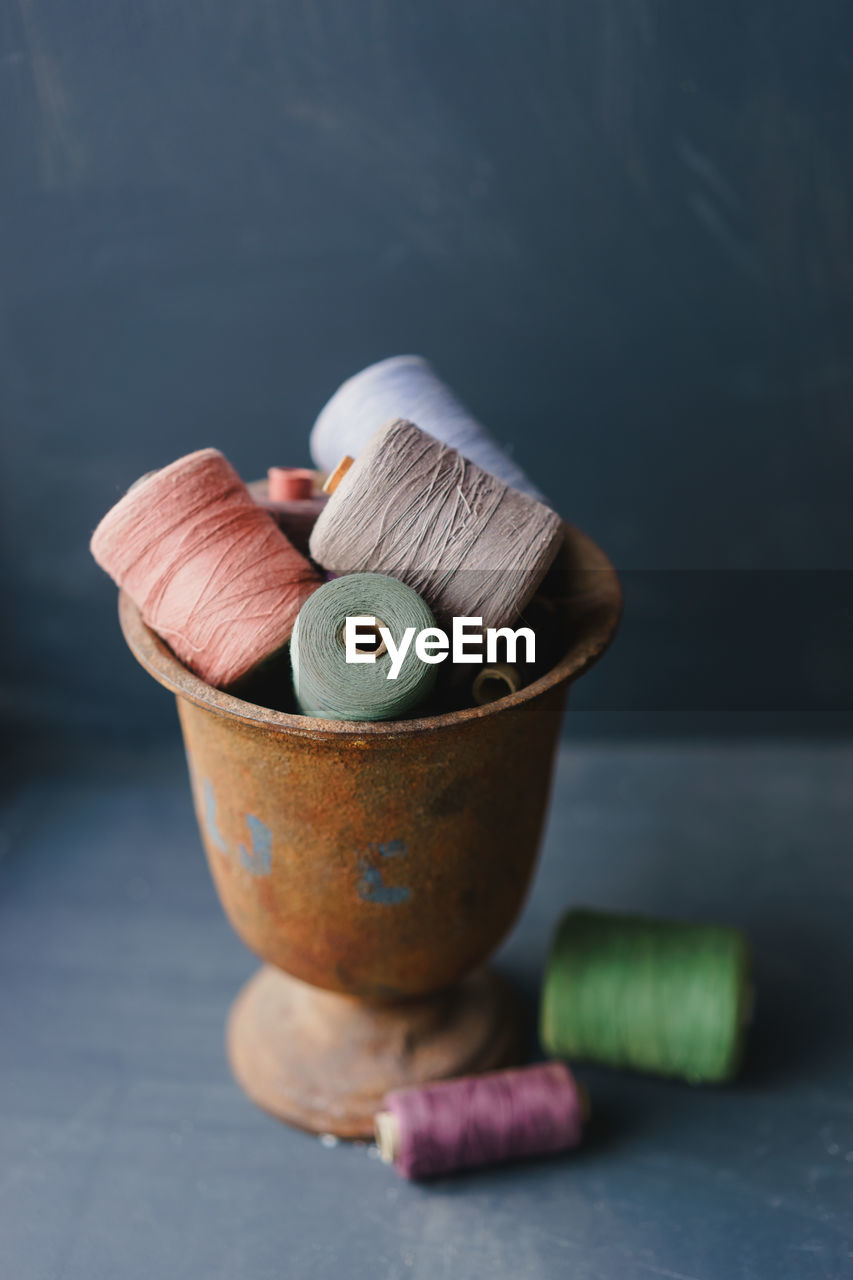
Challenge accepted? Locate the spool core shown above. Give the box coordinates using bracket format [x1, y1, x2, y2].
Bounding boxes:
[374, 1110, 398, 1163]
[472, 663, 523, 706]
[341, 617, 388, 658]
[323, 455, 354, 494]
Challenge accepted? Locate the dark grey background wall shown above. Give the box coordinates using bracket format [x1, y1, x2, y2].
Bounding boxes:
[1, 1, 851, 740]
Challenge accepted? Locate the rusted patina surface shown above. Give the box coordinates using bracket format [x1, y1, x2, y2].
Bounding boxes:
[179, 668, 569, 997]
[118, 520, 620, 1133]
[226, 965, 518, 1137]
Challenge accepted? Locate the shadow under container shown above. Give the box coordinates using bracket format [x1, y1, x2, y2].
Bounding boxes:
[119, 523, 621, 1138]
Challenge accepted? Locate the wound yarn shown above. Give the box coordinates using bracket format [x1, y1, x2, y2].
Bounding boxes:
[268, 467, 316, 501]
[290, 572, 437, 721]
[541, 909, 751, 1084]
[309, 418, 563, 632]
[91, 448, 322, 689]
[310, 355, 546, 500]
[471, 663, 523, 705]
[247, 475, 328, 557]
[375, 1062, 586, 1180]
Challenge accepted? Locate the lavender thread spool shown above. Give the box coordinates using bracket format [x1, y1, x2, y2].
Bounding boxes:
[310, 355, 546, 501]
[375, 1062, 587, 1180]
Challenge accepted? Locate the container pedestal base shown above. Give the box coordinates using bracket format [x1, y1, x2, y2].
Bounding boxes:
[226, 964, 518, 1138]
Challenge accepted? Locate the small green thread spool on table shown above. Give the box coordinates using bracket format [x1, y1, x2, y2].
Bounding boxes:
[541, 909, 751, 1084]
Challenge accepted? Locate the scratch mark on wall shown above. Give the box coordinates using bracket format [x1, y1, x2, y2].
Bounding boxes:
[689, 192, 756, 273]
[678, 137, 740, 211]
[17, 0, 85, 187]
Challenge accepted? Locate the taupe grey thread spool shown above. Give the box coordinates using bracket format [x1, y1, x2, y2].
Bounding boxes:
[309, 418, 563, 633]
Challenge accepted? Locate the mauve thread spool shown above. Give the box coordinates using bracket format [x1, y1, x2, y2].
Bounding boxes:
[310, 354, 546, 500]
[90, 448, 322, 689]
[375, 1062, 587, 1180]
[248, 468, 328, 557]
[309, 418, 564, 632]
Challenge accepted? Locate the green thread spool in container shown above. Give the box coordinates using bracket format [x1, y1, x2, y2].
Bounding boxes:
[291, 572, 437, 721]
[541, 909, 751, 1084]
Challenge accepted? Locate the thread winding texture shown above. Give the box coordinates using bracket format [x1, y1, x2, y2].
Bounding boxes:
[290, 573, 437, 720]
[91, 448, 321, 689]
[247, 478, 327, 556]
[381, 1062, 585, 1180]
[268, 467, 316, 501]
[309, 419, 563, 631]
[472, 662, 523, 705]
[541, 909, 751, 1084]
[310, 354, 546, 500]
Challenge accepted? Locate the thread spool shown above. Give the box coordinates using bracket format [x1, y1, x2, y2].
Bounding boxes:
[310, 355, 546, 500]
[268, 467, 316, 501]
[541, 909, 752, 1084]
[248, 469, 328, 556]
[471, 663, 523, 706]
[375, 1062, 587, 1180]
[91, 448, 322, 689]
[290, 572, 437, 720]
[309, 418, 563, 632]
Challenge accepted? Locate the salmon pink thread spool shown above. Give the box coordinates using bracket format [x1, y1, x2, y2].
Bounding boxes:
[247, 468, 328, 557]
[91, 448, 322, 689]
[374, 1062, 587, 1180]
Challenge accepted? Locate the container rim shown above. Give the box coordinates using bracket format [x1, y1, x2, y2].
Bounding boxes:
[118, 521, 622, 739]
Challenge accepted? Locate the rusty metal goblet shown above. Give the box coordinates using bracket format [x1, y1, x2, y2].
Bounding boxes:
[118, 524, 620, 1138]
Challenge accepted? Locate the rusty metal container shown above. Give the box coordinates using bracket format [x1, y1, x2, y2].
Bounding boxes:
[119, 523, 620, 1136]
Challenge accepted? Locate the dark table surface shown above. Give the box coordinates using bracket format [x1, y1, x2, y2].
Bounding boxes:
[2, 736, 851, 1280]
